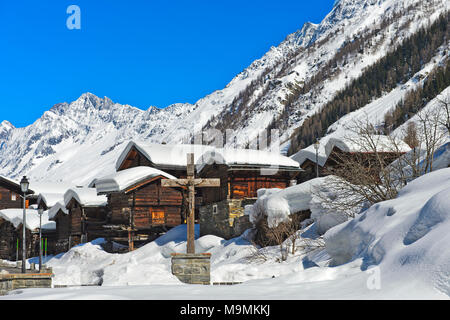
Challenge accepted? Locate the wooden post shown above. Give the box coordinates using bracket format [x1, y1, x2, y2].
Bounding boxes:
[128, 228, 134, 252]
[128, 191, 136, 252]
[81, 207, 87, 244]
[187, 154, 195, 254]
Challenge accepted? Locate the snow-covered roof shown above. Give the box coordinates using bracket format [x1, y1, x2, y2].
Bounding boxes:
[64, 187, 107, 207]
[0, 209, 56, 231]
[33, 182, 75, 208]
[94, 166, 177, 194]
[0, 175, 34, 194]
[48, 202, 69, 220]
[37, 193, 65, 208]
[292, 135, 411, 167]
[196, 147, 301, 173]
[116, 141, 215, 171]
[116, 141, 300, 173]
[29, 182, 74, 195]
[0, 175, 19, 185]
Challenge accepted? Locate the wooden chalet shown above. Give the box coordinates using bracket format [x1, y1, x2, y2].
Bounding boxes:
[0, 209, 56, 261]
[0, 176, 34, 210]
[114, 142, 217, 220]
[51, 188, 108, 251]
[292, 135, 412, 182]
[93, 166, 184, 252]
[115, 141, 215, 178]
[47, 203, 71, 254]
[196, 148, 303, 239]
[35, 183, 73, 211]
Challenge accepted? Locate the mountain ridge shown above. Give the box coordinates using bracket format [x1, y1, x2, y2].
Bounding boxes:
[0, 0, 448, 184]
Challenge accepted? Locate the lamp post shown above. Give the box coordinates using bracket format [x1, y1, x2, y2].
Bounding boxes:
[38, 207, 44, 272]
[314, 139, 320, 178]
[20, 176, 29, 274]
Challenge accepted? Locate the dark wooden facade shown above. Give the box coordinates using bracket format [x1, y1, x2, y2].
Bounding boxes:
[0, 217, 17, 260]
[51, 198, 108, 253]
[0, 217, 56, 261]
[0, 177, 35, 210]
[199, 164, 300, 205]
[51, 209, 71, 254]
[101, 175, 184, 251]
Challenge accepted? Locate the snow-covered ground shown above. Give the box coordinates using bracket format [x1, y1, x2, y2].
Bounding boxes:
[1, 168, 449, 300]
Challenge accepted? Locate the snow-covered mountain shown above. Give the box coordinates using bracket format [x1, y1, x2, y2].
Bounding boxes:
[0, 0, 448, 185]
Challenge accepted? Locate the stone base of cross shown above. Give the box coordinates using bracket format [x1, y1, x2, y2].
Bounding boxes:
[161, 153, 220, 254]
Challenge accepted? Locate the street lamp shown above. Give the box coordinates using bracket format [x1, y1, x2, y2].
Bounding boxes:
[38, 207, 44, 273]
[314, 139, 320, 178]
[20, 176, 29, 274]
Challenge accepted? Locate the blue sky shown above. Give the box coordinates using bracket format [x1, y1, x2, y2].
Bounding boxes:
[0, 0, 335, 127]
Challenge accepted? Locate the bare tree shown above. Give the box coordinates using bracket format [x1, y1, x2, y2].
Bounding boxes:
[314, 106, 447, 215]
[254, 213, 307, 262]
[435, 94, 450, 136]
[408, 102, 448, 174]
[403, 122, 419, 149]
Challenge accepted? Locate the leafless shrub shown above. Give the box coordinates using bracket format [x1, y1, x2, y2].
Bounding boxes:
[314, 107, 447, 213]
[252, 212, 315, 262]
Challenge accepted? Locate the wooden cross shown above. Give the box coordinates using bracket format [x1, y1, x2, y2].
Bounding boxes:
[161, 153, 220, 254]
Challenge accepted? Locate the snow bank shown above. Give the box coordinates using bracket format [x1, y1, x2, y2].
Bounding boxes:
[46, 225, 197, 286]
[325, 168, 450, 296]
[249, 176, 348, 233]
[94, 166, 176, 194]
[44, 223, 323, 287]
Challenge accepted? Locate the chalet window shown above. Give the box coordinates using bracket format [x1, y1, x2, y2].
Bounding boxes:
[151, 210, 165, 225]
[11, 192, 16, 201]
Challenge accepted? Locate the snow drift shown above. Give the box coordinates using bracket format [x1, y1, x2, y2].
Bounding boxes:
[325, 168, 450, 296]
[248, 176, 348, 234]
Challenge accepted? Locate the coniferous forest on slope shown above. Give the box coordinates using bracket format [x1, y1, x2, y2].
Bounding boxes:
[288, 12, 449, 155]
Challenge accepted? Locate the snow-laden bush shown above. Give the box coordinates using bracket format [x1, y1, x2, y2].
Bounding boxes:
[324, 168, 450, 296]
[249, 176, 350, 235]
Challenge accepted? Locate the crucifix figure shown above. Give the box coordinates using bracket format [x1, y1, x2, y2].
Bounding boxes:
[161, 153, 220, 254]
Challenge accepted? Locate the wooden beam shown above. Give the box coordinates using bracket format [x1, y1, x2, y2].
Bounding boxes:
[187, 153, 195, 177]
[161, 179, 220, 188]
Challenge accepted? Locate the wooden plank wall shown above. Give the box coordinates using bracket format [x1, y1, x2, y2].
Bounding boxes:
[119, 147, 153, 171]
[109, 179, 183, 230]
[231, 176, 288, 199]
[55, 213, 71, 241]
[69, 203, 82, 235]
[0, 219, 16, 260]
[199, 165, 229, 204]
[84, 207, 108, 242]
[200, 164, 292, 204]
[0, 187, 22, 210]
